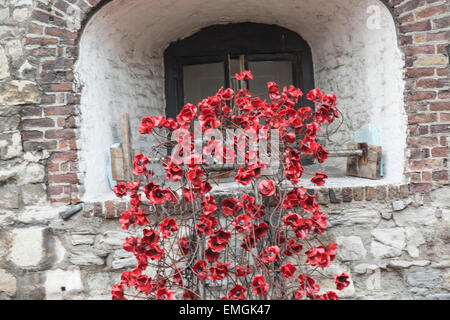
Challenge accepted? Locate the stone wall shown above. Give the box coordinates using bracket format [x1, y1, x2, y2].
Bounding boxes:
[0, 0, 449, 300]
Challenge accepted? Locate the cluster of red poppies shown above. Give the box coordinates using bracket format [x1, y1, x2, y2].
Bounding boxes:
[111, 70, 349, 300]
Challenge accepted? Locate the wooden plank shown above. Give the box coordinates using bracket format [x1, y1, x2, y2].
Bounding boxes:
[110, 147, 125, 181]
[346, 142, 382, 180]
[121, 113, 133, 182]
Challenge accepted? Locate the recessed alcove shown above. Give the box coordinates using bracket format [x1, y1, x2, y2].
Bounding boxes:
[75, 0, 406, 201]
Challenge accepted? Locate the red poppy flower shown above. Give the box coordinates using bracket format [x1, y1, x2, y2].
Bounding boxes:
[228, 284, 246, 300]
[183, 290, 198, 300]
[192, 259, 209, 280]
[173, 268, 183, 287]
[196, 181, 212, 197]
[195, 214, 217, 235]
[235, 70, 253, 81]
[254, 221, 269, 240]
[306, 88, 323, 103]
[261, 246, 281, 264]
[300, 194, 318, 213]
[283, 211, 303, 229]
[135, 275, 155, 295]
[258, 179, 276, 196]
[334, 273, 350, 290]
[142, 228, 160, 244]
[285, 85, 303, 101]
[232, 214, 251, 233]
[235, 265, 252, 278]
[183, 187, 196, 202]
[311, 169, 328, 186]
[159, 218, 178, 238]
[178, 236, 189, 255]
[148, 186, 172, 204]
[208, 262, 231, 282]
[298, 274, 320, 298]
[187, 166, 204, 186]
[132, 154, 149, 176]
[138, 116, 154, 134]
[201, 195, 217, 215]
[112, 284, 126, 300]
[145, 243, 165, 260]
[313, 144, 329, 163]
[240, 194, 255, 213]
[204, 247, 221, 263]
[176, 103, 197, 127]
[217, 87, 235, 100]
[284, 239, 303, 256]
[222, 197, 240, 216]
[156, 288, 175, 300]
[164, 160, 183, 182]
[234, 167, 255, 186]
[208, 228, 231, 252]
[280, 263, 296, 279]
[267, 82, 280, 100]
[251, 274, 269, 296]
[323, 94, 337, 107]
[113, 182, 127, 198]
[305, 243, 338, 268]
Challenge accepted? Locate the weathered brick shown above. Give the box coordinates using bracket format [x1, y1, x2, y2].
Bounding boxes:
[353, 187, 364, 201]
[22, 130, 43, 141]
[405, 45, 435, 55]
[410, 183, 432, 193]
[45, 129, 76, 140]
[410, 158, 443, 170]
[400, 184, 410, 198]
[329, 188, 342, 204]
[376, 186, 387, 200]
[400, 20, 431, 33]
[49, 83, 73, 92]
[427, 31, 450, 42]
[23, 140, 57, 152]
[342, 187, 352, 202]
[406, 67, 435, 78]
[430, 124, 450, 133]
[422, 171, 432, 181]
[22, 118, 55, 128]
[408, 91, 437, 101]
[440, 113, 450, 122]
[415, 54, 449, 66]
[431, 146, 448, 157]
[408, 136, 439, 147]
[44, 106, 76, 116]
[432, 16, 450, 29]
[45, 27, 77, 40]
[408, 112, 437, 124]
[432, 170, 449, 182]
[50, 151, 77, 162]
[48, 173, 78, 184]
[429, 101, 450, 111]
[365, 187, 375, 201]
[416, 4, 449, 19]
[388, 185, 400, 199]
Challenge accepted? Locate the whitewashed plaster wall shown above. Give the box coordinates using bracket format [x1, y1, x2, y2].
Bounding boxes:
[75, 0, 406, 200]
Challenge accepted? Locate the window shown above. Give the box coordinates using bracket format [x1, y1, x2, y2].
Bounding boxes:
[164, 23, 315, 119]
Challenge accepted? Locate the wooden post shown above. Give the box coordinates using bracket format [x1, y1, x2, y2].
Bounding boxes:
[121, 113, 133, 182]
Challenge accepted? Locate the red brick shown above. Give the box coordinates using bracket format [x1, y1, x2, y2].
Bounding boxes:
[438, 90, 450, 100]
[22, 118, 55, 128]
[405, 45, 435, 55]
[44, 106, 76, 116]
[401, 20, 431, 33]
[430, 124, 450, 133]
[408, 112, 437, 124]
[432, 170, 449, 182]
[432, 16, 450, 29]
[48, 185, 63, 196]
[437, 68, 448, 77]
[25, 37, 59, 45]
[50, 83, 73, 92]
[429, 101, 450, 111]
[47, 163, 60, 173]
[416, 78, 443, 88]
[410, 183, 433, 193]
[45, 129, 76, 140]
[416, 4, 449, 19]
[427, 31, 450, 42]
[422, 171, 432, 182]
[22, 131, 43, 141]
[431, 147, 448, 157]
[408, 136, 439, 147]
[440, 113, 450, 122]
[407, 91, 436, 101]
[50, 151, 78, 162]
[406, 67, 435, 78]
[410, 159, 443, 170]
[48, 173, 78, 184]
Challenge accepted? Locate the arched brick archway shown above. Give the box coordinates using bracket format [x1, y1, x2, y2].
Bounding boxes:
[23, 0, 449, 203]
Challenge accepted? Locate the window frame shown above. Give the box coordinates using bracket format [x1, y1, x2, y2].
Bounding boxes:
[164, 23, 315, 120]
